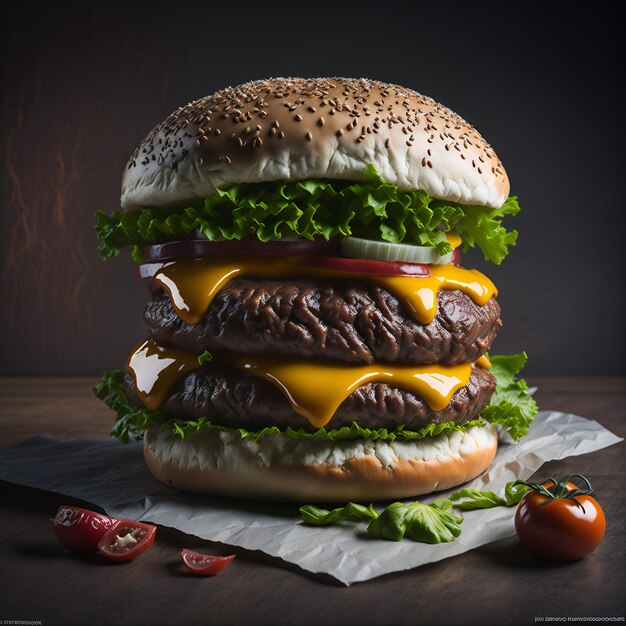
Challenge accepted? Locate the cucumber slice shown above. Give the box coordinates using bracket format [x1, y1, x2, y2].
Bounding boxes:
[341, 237, 453, 264]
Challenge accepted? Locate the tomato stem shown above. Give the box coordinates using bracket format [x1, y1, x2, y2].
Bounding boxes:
[514, 473, 596, 514]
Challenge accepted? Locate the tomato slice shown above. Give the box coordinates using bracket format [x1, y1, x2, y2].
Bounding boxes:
[143, 237, 339, 262]
[181, 549, 236, 576]
[451, 248, 461, 267]
[52, 505, 118, 553]
[303, 256, 431, 277]
[97, 519, 157, 562]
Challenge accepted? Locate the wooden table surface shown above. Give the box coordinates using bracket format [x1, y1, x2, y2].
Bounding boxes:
[0, 376, 624, 626]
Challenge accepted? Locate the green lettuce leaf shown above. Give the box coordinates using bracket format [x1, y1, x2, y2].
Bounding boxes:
[504, 481, 533, 505]
[197, 350, 213, 365]
[96, 165, 519, 265]
[366, 499, 463, 543]
[299, 502, 378, 525]
[447, 480, 532, 511]
[299, 498, 463, 543]
[449, 488, 506, 510]
[297, 480, 533, 543]
[479, 352, 538, 441]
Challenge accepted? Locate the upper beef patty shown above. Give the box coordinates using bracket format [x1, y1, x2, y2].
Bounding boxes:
[145, 277, 501, 365]
[124, 365, 496, 432]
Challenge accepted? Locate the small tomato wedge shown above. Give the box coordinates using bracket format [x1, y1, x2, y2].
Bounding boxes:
[52, 505, 118, 553]
[514, 474, 606, 561]
[181, 549, 236, 576]
[98, 519, 157, 562]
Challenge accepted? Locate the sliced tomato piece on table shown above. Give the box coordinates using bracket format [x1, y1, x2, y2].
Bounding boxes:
[97, 519, 157, 562]
[52, 505, 118, 553]
[181, 549, 236, 576]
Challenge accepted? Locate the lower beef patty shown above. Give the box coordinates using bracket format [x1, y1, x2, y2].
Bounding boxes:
[145, 278, 501, 365]
[124, 365, 496, 432]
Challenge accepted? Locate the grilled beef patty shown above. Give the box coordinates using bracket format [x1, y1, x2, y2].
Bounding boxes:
[145, 278, 501, 365]
[124, 365, 495, 432]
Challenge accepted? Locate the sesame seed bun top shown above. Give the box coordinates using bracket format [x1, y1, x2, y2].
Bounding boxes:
[121, 77, 510, 211]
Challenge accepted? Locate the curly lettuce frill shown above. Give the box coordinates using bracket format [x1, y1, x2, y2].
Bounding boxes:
[96, 165, 520, 265]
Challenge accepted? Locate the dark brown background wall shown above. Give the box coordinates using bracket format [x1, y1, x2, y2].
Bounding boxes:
[1, 1, 624, 376]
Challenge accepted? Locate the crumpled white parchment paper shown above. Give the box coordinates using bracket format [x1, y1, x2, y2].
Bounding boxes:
[0, 411, 621, 585]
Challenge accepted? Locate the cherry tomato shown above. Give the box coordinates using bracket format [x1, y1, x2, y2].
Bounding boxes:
[142, 237, 339, 263]
[97, 519, 157, 562]
[52, 505, 118, 553]
[303, 256, 431, 276]
[181, 549, 236, 576]
[514, 474, 606, 561]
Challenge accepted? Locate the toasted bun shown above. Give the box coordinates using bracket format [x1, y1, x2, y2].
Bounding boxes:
[122, 77, 509, 211]
[143, 424, 497, 502]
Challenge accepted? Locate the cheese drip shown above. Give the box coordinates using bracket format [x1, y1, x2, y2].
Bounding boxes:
[154, 256, 497, 326]
[476, 354, 491, 370]
[126, 339, 472, 429]
[126, 339, 200, 411]
[222, 355, 472, 429]
[445, 231, 462, 249]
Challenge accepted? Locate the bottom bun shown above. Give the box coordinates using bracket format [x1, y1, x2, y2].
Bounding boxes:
[143, 424, 498, 502]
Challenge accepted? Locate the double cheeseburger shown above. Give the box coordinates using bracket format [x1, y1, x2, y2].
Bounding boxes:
[95, 77, 537, 502]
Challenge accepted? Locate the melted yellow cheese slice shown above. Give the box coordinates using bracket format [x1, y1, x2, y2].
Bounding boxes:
[127, 339, 473, 429]
[154, 256, 497, 327]
[223, 354, 472, 429]
[126, 339, 200, 411]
